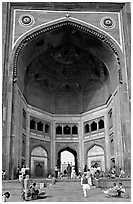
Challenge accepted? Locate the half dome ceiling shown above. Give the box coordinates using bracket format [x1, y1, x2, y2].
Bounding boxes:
[15, 21, 120, 113]
[24, 25, 109, 92]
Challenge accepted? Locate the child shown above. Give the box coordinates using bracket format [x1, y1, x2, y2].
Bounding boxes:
[81, 172, 90, 198]
[2, 192, 10, 202]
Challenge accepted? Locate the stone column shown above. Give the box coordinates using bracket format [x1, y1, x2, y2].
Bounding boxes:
[112, 88, 124, 173]
[13, 86, 23, 175]
[78, 118, 84, 172]
[43, 123, 45, 133]
[9, 89, 16, 179]
[25, 114, 30, 166]
[119, 84, 131, 175]
[51, 120, 56, 173]
[7, 81, 23, 179]
[104, 112, 111, 172]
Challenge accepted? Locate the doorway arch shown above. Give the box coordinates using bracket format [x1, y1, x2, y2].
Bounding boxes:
[57, 147, 78, 175]
[31, 146, 48, 177]
[87, 145, 105, 171]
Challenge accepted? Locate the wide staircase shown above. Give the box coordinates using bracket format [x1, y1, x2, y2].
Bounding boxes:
[2, 177, 81, 190]
[2, 178, 131, 202]
[2, 177, 131, 190]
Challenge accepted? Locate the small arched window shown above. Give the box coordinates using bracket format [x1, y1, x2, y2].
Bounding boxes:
[91, 121, 97, 131]
[56, 126, 62, 134]
[72, 125, 78, 134]
[64, 125, 70, 134]
[98, 119, 104, 129]
[37, 121, 43, 131]
[45, 124, 49, 133]
[30, 119, 36, 130]
[85, 124, 89, 133]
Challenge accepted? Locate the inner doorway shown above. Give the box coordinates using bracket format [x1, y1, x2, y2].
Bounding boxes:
[57, 147, 78, 175]
[61, 150, 75, 174]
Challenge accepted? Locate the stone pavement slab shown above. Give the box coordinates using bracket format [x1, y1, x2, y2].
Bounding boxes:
[2, 181, 131, 202]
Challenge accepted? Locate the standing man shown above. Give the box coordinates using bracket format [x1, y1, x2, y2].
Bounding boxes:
[55, 165, 58, 178]
[24, 175, 30, 201]
[67, 163, 72, 179]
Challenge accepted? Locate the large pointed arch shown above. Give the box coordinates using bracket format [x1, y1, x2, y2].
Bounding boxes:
[12, 18, 122, 83]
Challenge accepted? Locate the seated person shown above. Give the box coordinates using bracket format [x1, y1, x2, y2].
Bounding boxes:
[119, 168, 125, 178]
[2, 170, 6, 180]
[110, 166, 116, 178]
[2, 192, 10, 202]
[30, 183, 39, 200]
[117, 182, 125, 197]
[31, 182, 47, 200]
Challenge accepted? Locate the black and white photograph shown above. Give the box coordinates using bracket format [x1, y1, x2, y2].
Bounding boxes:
[2, 1, 131, 202]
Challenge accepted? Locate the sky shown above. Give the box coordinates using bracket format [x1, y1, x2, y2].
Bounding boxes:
[61, 150, 75, 165]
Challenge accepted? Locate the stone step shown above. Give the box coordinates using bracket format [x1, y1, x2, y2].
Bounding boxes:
[2, 178, 81, 189]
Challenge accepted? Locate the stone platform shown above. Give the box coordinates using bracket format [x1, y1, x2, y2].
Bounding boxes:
[98, 177, 131, 188]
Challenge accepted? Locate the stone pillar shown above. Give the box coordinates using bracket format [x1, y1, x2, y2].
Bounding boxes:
[9, 82, 20, 179]
[112, 88, 124, 173]
[25, 114, 30, 166]
[13, 85, 23, 176]
[51, 120, 56, 174]
[43, 123, 45, 133]
[78, 119, 84, 172]
[119, 84, 131, 176]
[104, 112, 111, 172]
[2, 2, 12, 179]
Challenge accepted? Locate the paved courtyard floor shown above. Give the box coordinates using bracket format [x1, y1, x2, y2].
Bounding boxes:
[2, 181, 131, 202]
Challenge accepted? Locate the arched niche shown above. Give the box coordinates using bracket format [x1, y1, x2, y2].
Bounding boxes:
[31, 146, 48, 177]
[87, 145, 105, 171]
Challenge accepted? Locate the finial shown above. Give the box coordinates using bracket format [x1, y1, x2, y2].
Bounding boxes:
[65, 13, 70, 18]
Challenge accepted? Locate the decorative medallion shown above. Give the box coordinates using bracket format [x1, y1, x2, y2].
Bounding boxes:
[19, 14, 34, 27]
[100, 17, 115, 29]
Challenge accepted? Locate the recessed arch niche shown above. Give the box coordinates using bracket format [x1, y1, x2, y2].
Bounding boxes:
[31, 146, 48, 177]
[87, 145, 105, 171]
[14, 20, 121, 114]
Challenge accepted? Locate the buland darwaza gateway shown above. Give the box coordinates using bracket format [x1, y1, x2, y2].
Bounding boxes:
[2, 2, 131, 179]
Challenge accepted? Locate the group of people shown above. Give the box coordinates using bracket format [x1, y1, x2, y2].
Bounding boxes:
[80, 164, 100, 198]
[80, 164, 126, 198]
[16, 165, 30, 180]
[17, 164, 47, 201]
[107, 166, 126, 179]
[55, 163, 77, 179]
[2, 163, 127, 201]
[20, 174, 47, 201]
[103, 182, 126, 198]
